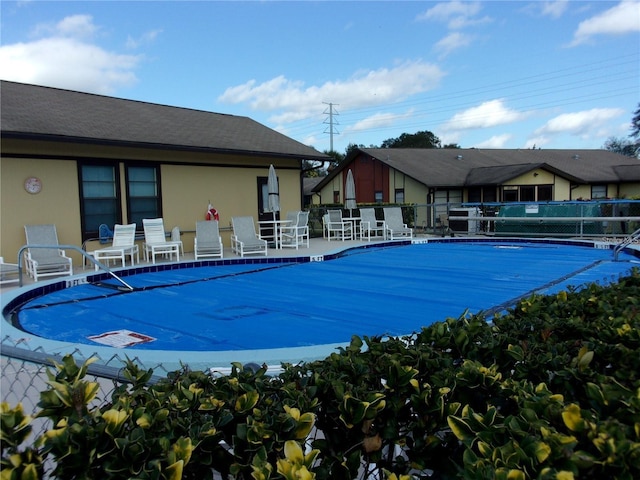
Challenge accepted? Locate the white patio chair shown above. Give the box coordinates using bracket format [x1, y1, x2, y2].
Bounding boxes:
[142, 218, 181, 264]
[23, 224, 73, 281]
[281, 211, 310, 249]
[194, 220, 224, 259]
[279, 212, 300, 249]
[91, 223, 138, 270]
[296, 211, 310, 248]
[359, 208, 386, 241]
[383, 207, 413, 240]
[231, 216, 268, 257]
[325, 210, 353, 241]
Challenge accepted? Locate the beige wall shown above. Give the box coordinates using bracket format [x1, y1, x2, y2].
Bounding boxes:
[554, 177, 572, 201]
[620, 184, 640, 198]
[504, 168, 555, 186]
[315, 172, 344, 205]
[1, 140, 302, 262]
[572, 185, 593, 200]
[389, 170, 426, 204]
[1, 157, 82, 264]
[503, 169, 578, 201]
[388, 170, 429, 227]
[162, 164, 301, 249]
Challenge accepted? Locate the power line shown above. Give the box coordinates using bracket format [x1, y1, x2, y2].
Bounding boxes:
[280, 53, 638, 150]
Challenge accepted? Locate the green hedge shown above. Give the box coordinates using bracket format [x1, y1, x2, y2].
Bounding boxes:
[2, 269, 639, 479]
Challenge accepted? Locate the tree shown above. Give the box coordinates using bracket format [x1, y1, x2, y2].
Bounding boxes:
[630, 103, 640, 139]
[629, 103, 640, 158]
[344, 143, 367, 158]
[302, 150, 341, 177]
[606, 103, 640, 158]
[302, 160, 323, 177]
[381, 130, 442, 149]
[603, 136, 636, 157]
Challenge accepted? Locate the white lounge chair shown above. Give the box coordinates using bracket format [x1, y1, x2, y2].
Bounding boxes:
[194, 221, 224, 259]
[231, 216, 268, 257]
[171, 226, 185, 256]
[142, 218, 181, 264]
[383, 207, 413, 240]
[23, 224, 73, 281]
[325, 210, 353, 241]
[0, 257, 19, 285]
[281, 211, 310, 249]
[91, 223, 138, 270]
[360, 208, 386, 241]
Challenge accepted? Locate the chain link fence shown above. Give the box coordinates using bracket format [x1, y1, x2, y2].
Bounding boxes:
[1, 338, 169, 463]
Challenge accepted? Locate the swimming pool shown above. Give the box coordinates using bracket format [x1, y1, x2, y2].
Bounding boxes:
[2, 239, 639, 372]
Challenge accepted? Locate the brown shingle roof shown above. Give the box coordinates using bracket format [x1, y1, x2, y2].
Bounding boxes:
[1, 80, 329, 160]
[314, 147, 639, 192]
[362, 148, 640, 186]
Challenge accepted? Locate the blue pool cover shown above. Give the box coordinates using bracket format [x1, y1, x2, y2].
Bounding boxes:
[13, 242, 639, 352]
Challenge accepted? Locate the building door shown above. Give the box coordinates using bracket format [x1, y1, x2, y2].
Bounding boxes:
[257, 176, 279, 241]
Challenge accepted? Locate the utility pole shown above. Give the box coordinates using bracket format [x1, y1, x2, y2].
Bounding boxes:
[323, 102, 340, 152]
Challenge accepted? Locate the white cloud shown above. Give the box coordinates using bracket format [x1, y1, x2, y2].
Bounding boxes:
[126, 29, 163, 50]
[474, 134, 512, 148]
[534, 108, 625, 137]
[524, 136, 549, 149]
[218, 61, 444, 124]
[442, 99, 526, 130]
[345, 110, 416, 134]
[540, 1, 570, 19]
[0, 14, 141, 94]
[417, 1, 480, 25]
[30, 14, 98, 40]
[434, 32, 473, 58]
[0, 38, 140, 94]
[417, 1, 491, 29]
[56, 14, 98, 38]
[570, 0, 640, 46]
[440, 131, 462, 147]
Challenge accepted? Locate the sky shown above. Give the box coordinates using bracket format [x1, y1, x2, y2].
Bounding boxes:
[1, 1, 639, 155]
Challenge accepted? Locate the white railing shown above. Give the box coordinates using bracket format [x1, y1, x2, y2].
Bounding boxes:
[614, 227, 640, 261]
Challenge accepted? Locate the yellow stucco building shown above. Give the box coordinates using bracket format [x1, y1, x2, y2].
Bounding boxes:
[1, 81, 329, 263]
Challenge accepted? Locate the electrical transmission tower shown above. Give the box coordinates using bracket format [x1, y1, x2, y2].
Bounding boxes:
[323, 102, 340, 152]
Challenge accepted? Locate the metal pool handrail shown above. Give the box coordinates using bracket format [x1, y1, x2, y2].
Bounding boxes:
[17, 244, 134, 291]
[613, 227, 640, 261]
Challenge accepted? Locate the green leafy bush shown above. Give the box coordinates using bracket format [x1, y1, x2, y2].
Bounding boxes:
[2, 269, 639, 479]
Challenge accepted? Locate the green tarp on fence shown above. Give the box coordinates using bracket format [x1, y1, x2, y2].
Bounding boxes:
[494, 203, 603, 236]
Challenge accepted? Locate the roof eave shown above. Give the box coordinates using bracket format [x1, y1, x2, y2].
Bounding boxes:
[1, 131, 330, 161]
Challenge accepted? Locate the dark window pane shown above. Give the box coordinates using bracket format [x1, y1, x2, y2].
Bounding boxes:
[468, 187, 481, 203]
[503, 189, 518, 202]
[520, 186, 535, 202]
[483, 187, 497, 203]
[127, 166, 160, 224]
[538, 185, 552, 201]
[80, 165, 118, 240]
